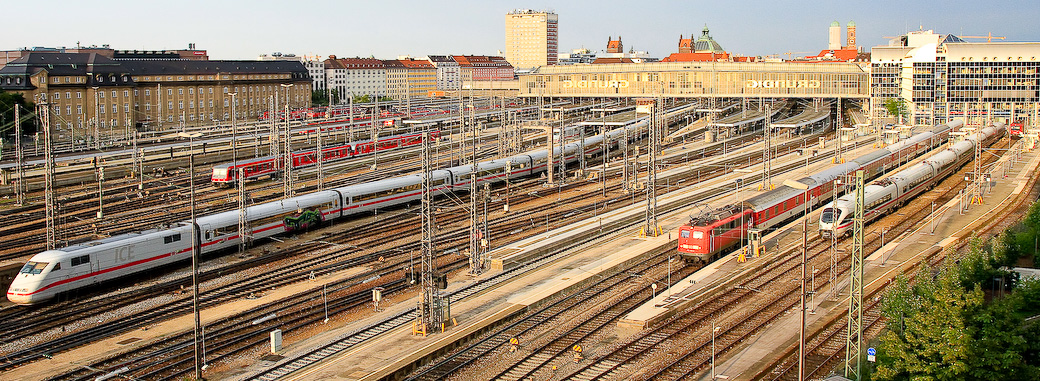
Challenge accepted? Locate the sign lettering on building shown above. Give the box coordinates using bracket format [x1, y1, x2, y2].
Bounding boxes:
[562, 80, 630, 89]
[745, 79, 821, 89]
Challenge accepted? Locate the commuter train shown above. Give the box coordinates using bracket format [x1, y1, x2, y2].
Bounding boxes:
[819, 122, 1004, 237]
[211, 130, 441, 186]
[7, 104, 695, 305]
[676, 120, 962, 264]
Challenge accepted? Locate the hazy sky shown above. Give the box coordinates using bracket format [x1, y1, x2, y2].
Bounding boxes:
[3, 0, 1039, 60]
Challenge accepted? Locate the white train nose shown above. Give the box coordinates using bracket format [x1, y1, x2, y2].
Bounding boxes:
[6, 290, 34, 305]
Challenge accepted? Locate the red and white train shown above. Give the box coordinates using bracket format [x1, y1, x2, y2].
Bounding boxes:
[211, 130, 441, 186]
[820, 122, 1003, 237]
[676, 120, 962, 264]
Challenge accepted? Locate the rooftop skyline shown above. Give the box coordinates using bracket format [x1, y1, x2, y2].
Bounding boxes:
[2, 0, 1038, 60]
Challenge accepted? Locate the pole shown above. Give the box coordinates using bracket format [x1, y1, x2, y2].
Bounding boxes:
[799, 188, 807, 381]
[189, 153, 202, 380]
[15, 105, 24, 205]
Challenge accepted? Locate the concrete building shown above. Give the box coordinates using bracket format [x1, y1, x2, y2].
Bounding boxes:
[504, 9, 558, 70]
[428, 55, 461, 90]
[869, 29, 1040, 127]
[0, 52, 311, 142]
[324, 56, 386, 101]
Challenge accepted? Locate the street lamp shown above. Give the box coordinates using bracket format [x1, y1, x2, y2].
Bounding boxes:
[177, 131, 204, 380]
[712, 319, 722, 379]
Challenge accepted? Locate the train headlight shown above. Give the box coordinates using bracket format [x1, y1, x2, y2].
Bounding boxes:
[692, 245, 700, 250]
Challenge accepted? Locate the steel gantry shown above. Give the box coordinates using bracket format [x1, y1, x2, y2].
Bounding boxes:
[642, 96, 662, 237]
[845, 169, 865, 380]
[417, 132, 443, 335]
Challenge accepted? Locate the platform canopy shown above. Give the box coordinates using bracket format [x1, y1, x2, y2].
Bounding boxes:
[518, 61, 868, 99]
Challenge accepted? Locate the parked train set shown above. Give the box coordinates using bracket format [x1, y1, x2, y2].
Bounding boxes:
[211, 130, 442, 186]
[676, 119, 981, 264]
[819, 123, 1003, 237]
[7, 104, 695, 305]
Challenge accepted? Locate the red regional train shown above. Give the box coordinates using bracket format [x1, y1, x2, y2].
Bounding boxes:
[676, 120, 960, 264]
[211, 129, 440, 186]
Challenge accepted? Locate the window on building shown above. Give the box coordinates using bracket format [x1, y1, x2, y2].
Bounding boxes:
[77, 105, 82, 114]
[179, 101, 183, 109]
[65, 92, 71, 99]
[100, 105, 105, 114]
[168, 101, 173, 110]
[123, 90, 129, 97]
[66, 106, 71, 115]
[178, 89, 183, 95]
[145, 89, 150, 96]
[134, 89, 138, 96]
[167, 89, 173, 96]
[124, 104, 129, 113]
[99, 91, 105, 99]
[189, 88, 194, 95]
[111, 91, 116, 98]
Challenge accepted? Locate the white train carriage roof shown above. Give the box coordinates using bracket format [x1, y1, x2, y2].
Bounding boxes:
[197, 190, 342, 227]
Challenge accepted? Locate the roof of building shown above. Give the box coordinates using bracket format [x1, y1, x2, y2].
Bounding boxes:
[119, 59, 309, 76]
[695, 26, 725, 53]
[805, 48, 867, 61]
[398, 58, 433, 69]
[607, 36, 623, 53]
[325, 57, 385, 70]
[592, 57, 635, 64]
[659, 51, 731, 62]
[0, 52, 125, 77]
[427, 55, 458, 64]
[452, 55, 513, 69]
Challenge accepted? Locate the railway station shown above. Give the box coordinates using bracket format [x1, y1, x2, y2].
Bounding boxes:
[0, 26, 1039, 381]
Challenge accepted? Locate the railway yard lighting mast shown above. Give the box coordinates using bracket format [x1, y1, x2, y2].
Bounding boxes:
[178, 131, 205, 380]
[788, 180, 811, 381]
[642, 96, 662, 237]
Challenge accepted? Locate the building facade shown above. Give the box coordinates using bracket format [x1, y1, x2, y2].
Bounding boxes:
[870, 30, 1040, 126]
[504, 9, 558, 70]
[324, 56, 386, 100]
[0, 52, 311, 143]
[428, 55, 461, 90]
[453, 55, 514, 81]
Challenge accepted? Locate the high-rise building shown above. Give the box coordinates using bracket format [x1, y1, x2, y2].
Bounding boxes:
[870, 29, 1040, 126]
[504, 9, 558, 70]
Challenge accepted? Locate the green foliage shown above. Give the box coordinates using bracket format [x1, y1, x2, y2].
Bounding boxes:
[310, 89, 341, 107]
[884, 98, 908, 123]
[876, 238, 1040, 380]
[0, 90, 36, 136]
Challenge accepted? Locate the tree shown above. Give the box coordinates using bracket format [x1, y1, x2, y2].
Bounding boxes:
[311, 89, 328, 106]
[0, 90, 36, 137]
[876, 243, 1040, 380]
[884, 98, 908, 124]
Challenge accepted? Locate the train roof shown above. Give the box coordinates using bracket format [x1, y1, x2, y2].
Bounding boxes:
[687, 204, 747, 226]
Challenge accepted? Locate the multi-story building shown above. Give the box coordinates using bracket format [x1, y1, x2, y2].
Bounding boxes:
[259, 52, 326, 92]
[383, 59, 407, 100]
[398, 58, 436, 98]
[0, 52, 311, 142]
[453, 55, 514, 81]
[870, 30, 1040, 126]
[324, 56, 385, 101]
[504, 9, 558, 70]
[557, 48, 597, 65]
[428, 55, 461, 90]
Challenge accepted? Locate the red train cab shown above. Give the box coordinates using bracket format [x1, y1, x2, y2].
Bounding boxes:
[677, 205, 753, 264]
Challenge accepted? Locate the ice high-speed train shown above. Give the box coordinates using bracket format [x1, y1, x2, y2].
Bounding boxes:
[819, 122, 1004, 237]
[7, 105, 694, 305]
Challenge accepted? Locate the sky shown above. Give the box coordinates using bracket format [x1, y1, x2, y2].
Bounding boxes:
[2, 0, 1039, 60]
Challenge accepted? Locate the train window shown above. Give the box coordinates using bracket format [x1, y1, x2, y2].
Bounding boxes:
[821, 209, 835, 223]
[693, 231, 704, 239]
[71, 255, 90, 266]
[52, 263, 60, 271]
[680, 230, 690, 238]
[164, 234, 182, 244]
[20, 262, 49, 274]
